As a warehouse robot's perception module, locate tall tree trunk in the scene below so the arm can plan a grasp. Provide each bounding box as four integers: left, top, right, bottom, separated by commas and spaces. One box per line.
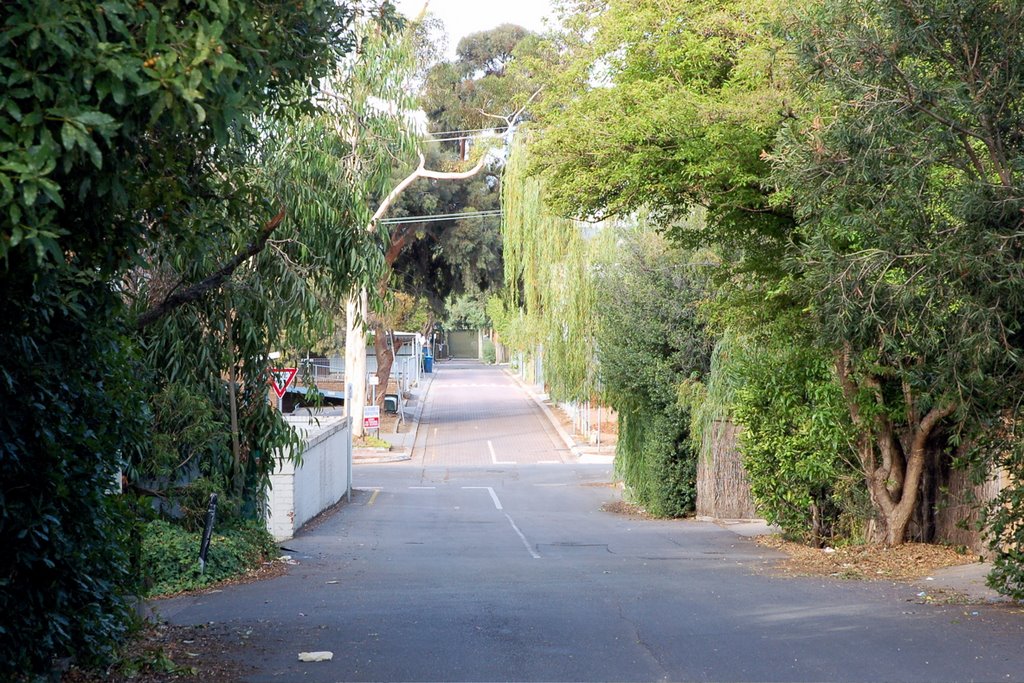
345, 289, 369, 437
371, 321, 406, 409
835, 346, 956, 545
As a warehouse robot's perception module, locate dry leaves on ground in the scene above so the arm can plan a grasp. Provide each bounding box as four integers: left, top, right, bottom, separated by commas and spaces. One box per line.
756, 535, 976, 581
63, 622, 255, 683
601, 499, 660, 519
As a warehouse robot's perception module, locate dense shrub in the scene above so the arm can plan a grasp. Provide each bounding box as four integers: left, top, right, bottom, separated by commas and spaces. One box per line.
141, 519, 277, 597
482, 338, 497, 364
617, 407, 697, 517
978, 419, 1024, 600
0, 275, 148, 676
731, 332, 863, 546
597, 230, 714, 516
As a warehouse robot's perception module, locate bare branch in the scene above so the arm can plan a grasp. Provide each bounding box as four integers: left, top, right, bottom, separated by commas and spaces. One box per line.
366, 153, 487, 232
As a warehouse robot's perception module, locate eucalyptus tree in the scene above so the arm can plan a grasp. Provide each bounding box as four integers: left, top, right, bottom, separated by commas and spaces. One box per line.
383, 22, 541, 317
773, 0, 1024, 554
421, 23, 538, 158
0, 0, 376, 673
131, 16, 418, 503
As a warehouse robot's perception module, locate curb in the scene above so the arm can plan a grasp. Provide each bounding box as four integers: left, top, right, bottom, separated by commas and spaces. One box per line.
353, 451, 412, 464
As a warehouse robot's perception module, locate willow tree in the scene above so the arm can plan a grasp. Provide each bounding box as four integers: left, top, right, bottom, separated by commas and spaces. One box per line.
500, 133, 598, 403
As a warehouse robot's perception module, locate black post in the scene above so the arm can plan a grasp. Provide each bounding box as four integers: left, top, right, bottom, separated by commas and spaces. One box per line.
198, 493, 218, 574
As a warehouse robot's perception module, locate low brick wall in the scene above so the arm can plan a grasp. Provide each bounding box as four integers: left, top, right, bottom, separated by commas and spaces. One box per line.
266, 416, 352, 542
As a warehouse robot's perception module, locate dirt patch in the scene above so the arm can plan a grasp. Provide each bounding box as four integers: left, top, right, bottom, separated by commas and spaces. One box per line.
756, 536, 976, 581
63, 622, 255, 683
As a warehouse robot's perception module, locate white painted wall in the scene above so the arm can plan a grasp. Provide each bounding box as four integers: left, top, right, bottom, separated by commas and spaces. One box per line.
266, 416, 352, 542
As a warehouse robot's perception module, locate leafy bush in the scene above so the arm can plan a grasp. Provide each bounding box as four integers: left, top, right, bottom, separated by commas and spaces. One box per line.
596, 230, 714, 516
141, 519, 277, 597
0, 274, 149, 678
731, 332, 863, 546
978, 420, 1024, 600
482, 338, 497, 364
617, 407, 697, 517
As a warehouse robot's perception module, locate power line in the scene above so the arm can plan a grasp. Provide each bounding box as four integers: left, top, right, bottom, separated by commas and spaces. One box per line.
377, 210, 502, 225
422, 133, 505, 143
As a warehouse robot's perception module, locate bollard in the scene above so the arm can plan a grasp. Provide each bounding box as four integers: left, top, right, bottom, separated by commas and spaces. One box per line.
198, 493, 218, 574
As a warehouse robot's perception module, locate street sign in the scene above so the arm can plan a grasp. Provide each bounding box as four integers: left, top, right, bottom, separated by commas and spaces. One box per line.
363, 405, 380, 430
268, 367, 298, 398
368, 375, 380, 386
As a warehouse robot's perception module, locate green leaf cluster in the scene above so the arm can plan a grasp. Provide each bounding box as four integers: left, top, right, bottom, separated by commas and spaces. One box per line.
730, 325, 863, 545
1, 0, 405, 674
595, 228, 715, 516
524, 0, 796, 280
0, 269, 148, 676
140, 519, 276, 597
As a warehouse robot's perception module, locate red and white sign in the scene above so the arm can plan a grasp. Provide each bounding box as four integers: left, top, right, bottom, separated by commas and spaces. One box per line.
363, 406, 380, 430
268, 367, 298, 398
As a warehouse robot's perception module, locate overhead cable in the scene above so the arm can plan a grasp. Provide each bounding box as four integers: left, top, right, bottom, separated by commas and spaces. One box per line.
377, 210, 502, 225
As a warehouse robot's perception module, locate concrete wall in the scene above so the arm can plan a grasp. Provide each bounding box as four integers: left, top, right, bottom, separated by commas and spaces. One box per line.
448, 329, 480, 358
267, 416, 352, 542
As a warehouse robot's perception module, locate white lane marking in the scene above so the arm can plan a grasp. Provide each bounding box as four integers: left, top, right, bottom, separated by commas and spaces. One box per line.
488, 440, 515, 465
505, 513, 541, 559
462, 486, 503, 510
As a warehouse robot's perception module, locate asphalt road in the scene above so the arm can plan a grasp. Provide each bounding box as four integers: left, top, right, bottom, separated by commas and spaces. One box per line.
157, 362, 1024, 682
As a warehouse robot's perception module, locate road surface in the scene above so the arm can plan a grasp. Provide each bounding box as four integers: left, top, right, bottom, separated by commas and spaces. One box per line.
158, 361, 1024, 682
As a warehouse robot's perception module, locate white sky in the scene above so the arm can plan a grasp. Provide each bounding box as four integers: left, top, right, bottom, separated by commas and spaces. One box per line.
394, 0, 557, 58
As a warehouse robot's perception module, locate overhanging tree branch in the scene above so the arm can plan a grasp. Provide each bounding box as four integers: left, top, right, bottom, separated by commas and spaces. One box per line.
136, 207, 288, 330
